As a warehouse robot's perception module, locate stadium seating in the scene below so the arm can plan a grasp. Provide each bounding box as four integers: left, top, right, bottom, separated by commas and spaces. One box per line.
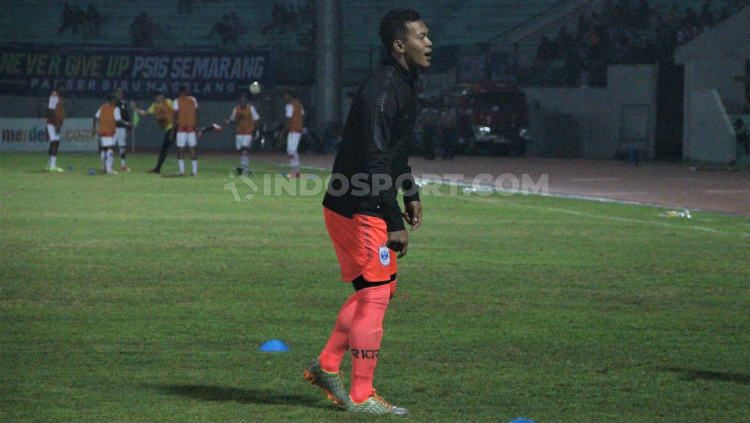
0, 1, 733, 47
340, 0, 562, 82
3, 0, 736, 86
0, 0, 277, 48
1, 0, 565, 81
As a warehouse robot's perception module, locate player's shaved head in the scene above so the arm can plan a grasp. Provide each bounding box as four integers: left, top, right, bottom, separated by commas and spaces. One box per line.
379, 8, 422, 53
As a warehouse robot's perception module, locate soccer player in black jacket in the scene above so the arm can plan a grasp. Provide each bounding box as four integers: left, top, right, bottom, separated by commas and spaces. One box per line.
113, 88, 132, 172
304, 8, 431, 416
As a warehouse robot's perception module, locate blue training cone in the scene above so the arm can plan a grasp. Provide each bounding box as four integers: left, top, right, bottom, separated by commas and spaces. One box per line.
259, 339, 290, 353
509, 418, 536, 423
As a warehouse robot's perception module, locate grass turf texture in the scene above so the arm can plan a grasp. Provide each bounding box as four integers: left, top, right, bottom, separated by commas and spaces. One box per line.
1, 153, 748, 422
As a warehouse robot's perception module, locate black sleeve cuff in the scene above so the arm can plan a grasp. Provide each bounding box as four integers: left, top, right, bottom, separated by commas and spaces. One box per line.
403, 189, 420, 205
400, 174, 420, 204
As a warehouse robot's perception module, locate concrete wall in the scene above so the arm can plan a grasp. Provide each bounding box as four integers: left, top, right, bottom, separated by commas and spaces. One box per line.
683, 89, 736, 162
675, 7, 749, 163
524, 64, 658, 159
675, 7, 750, 113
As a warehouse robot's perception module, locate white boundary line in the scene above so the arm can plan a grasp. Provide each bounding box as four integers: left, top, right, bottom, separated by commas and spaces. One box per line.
293, 163, 686, 210
571, 177, 620, 182
287, 162, 750, 238
463, 196, 748, 237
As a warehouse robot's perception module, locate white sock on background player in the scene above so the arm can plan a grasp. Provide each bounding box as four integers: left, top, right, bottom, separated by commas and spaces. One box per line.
105, 150, 113, 173
178, 159, 185, 175
49, 156, 57, 168
191, 160, 198, 175
290, 153, 300, 173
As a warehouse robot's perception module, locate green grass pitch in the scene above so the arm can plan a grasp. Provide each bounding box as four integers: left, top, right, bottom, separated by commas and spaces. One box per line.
1, 153, 748, 422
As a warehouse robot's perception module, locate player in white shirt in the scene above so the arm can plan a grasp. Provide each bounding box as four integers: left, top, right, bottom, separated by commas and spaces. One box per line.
284, 90, 305, 178
46, 82, 66, 172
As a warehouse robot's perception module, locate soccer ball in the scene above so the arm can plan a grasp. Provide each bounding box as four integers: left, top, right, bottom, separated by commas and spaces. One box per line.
249, 81, 262, 95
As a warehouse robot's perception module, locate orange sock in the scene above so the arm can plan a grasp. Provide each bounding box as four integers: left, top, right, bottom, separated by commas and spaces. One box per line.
319, 292, 358, 373
348, 284, 391, 403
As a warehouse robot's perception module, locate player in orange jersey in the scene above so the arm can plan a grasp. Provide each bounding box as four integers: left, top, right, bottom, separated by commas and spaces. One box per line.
92, 94, 131, 174
173, 85, 200, 176
226, 92, 261, 175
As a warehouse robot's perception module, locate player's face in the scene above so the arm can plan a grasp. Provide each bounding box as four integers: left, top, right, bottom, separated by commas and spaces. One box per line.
114, 89, 123, 100
154, 94, 164, 103
239, 95, 247, 106
402, 20, 432, 69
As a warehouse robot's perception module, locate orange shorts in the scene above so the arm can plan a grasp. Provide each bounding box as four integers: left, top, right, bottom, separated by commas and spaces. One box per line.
324, 207, 397, 284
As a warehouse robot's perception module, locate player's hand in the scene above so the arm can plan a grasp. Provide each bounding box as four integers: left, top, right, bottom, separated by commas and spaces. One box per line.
387, 229, 409, 258
402, 200, 422, 231
197, 130, 203, 140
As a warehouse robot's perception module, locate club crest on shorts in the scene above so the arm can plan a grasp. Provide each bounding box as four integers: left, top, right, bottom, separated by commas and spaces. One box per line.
378, 246, 390, 266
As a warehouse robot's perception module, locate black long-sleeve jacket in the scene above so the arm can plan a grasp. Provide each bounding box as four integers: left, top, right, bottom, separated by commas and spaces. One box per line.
323, 57, 421, 232
116, 100, 131, 127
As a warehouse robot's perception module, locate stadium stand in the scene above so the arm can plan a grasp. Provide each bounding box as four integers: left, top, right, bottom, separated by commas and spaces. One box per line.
0, 1, 277, 49
0, 0, 570, 85
341, 0, 562, 72
494, 0, 748, 87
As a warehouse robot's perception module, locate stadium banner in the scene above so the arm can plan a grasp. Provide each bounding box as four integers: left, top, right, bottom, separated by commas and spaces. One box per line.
0, 118, 98, 152
0, 45, 271, 100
